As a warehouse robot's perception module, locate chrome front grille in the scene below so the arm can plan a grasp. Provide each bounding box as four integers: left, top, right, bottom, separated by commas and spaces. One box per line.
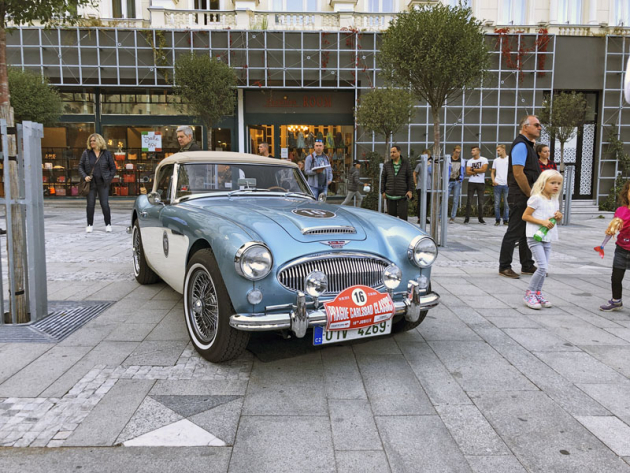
301, 226, 356, 235
278, 253, 389, 294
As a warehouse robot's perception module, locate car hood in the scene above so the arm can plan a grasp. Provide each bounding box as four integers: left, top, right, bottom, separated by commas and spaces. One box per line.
186, 197, 368, 243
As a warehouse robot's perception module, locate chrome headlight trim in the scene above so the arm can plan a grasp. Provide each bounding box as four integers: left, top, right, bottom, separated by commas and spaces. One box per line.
234, 242, 273, 281
408, 235, 438, 268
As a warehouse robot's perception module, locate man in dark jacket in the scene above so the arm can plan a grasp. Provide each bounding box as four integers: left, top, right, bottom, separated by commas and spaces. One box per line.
341, 160, 363, 206
177, 126, 201, 152
498, 115, 542, 278
381, 145, 414, 220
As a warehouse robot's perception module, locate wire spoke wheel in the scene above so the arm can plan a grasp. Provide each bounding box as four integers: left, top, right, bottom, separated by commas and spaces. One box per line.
188, 268, 219, 344
132, 225, 141, 275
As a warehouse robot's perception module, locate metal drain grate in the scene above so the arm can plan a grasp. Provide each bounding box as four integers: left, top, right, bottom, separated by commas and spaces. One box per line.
0, 301, 113, 343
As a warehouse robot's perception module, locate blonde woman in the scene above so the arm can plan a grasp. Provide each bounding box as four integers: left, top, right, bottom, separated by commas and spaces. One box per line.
79, 133, 116, 233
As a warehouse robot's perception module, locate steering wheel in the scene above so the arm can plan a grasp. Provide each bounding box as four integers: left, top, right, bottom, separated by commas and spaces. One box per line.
268, 186, 287, 192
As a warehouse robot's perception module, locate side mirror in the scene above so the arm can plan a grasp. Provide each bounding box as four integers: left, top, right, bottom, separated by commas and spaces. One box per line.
148, 192, 162, 205
318, 193, 327, 203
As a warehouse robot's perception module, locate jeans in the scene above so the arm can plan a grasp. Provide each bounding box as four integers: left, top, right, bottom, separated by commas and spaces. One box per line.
527, 238, 551, 292
386, 198, 408, 220
86, 180, 111, 226
310, 185, 327, 199
493, 185, 509, 222
499, 199, 535, 271
447, 180, 462, 219
465, 182, 485, 219
341, 191, 363, 207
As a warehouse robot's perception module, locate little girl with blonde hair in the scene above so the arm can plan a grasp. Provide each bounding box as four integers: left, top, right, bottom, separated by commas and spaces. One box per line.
521, 170, 564, 309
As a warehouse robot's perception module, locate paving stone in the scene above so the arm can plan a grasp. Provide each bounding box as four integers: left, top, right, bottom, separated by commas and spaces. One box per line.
0, 344, 53, 385
123, 419, 225, 447
398, 342, 471, 406
329, 399, 382, 451
0, 446, 232, 472
123, 340, 188, 366
149, 379, 248, 396
243, 354, 327, 416
116, 396, 183, 444
335, 451, 391, 473
229, 416, 334, 473
321, 346, 367, 400
471, 390, 630, 472
188, 397, 243, 446
576, 416, 630, 456
428, 341, 538, 392
416, 309, 482, 342
105, 323, 157, 342
145, 310, 190, 341
503, 328, 581, 352
351, 337, 401, 355
435, 404, 510, 455
151, 394, 242, 418
534, 351, 630, 385
581, 345, 630, 378
376, 415, 471, 472
65, 379, 154, 446
530, 314, 630, 347
465, 455, 527, 472
577, 384, 630, 425
0, 346, 92, 398
486, 316, 541, 329
356, 355, 435, 416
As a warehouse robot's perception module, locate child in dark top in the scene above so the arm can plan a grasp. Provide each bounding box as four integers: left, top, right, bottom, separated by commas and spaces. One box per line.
600, 180, 630, 311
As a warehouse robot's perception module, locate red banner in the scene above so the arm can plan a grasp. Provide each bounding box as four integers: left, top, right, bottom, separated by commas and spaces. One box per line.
324, 285, 395, 331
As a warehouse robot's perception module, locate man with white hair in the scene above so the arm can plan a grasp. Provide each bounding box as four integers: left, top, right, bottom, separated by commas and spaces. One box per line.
177, 126, 200, 152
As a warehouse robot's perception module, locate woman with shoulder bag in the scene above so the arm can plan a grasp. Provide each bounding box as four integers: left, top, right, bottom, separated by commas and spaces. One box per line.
79, 133, 116, 233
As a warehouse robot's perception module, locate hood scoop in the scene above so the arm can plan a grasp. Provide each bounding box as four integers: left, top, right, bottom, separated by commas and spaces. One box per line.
301, 225, 357, 235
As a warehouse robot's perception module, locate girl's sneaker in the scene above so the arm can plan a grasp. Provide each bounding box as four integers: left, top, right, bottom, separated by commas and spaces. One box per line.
600, 299, 623, 312
536, 291, 552, 308
524, 290, 542, 310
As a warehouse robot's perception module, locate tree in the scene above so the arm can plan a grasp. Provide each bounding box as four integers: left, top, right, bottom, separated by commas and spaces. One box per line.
8, 68, 61, 125
355, 87, 415, 157
172, 54, 237, 150
378, 3, 490, 240
0, 0, 94, 323
539, 91, 589, 173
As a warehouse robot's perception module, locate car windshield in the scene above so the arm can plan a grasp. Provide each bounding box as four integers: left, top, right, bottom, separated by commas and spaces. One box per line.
175, 163, 312, 200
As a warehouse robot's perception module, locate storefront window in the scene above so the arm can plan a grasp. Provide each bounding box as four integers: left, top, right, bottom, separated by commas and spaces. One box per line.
100, 90, 190, 115
40, 123, 95, 197
60, 92, 95, 114
250, 124, 353, 196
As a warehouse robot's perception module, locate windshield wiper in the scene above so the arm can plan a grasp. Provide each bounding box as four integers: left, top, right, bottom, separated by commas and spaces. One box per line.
283, 192, 314, 199
227, 188, 273, 197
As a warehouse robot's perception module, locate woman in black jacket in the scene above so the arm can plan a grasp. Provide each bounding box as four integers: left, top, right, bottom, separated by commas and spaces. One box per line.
79, 133, 116, 233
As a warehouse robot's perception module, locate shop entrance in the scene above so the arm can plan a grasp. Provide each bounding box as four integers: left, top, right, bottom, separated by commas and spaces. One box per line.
248, 124, 353, 196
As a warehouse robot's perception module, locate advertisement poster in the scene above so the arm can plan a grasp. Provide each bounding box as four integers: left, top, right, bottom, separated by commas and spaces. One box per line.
141, 132, 162, 152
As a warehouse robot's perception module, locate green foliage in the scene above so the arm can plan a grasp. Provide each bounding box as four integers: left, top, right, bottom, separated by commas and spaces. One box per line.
606, 125, 630, 176
378, 4, 490, 111
539, 92, 589, 163
600, 174, 627, 212
0, 0, 96, 29
8, 68, 60, 125
355, 88, 414, 154
360, 151, 383, 211
173, 54, 237, 146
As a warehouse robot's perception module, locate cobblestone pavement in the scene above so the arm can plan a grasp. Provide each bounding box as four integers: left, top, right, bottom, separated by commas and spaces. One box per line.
1, 201, 630, 472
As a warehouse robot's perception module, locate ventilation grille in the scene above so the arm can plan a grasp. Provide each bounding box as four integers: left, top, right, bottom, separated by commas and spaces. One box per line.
301, 226, 357, 235
278, 255, 388, 294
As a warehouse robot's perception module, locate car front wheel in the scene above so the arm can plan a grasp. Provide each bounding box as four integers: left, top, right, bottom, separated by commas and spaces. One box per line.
184, 249, 250, 362
132, 221, 161, 285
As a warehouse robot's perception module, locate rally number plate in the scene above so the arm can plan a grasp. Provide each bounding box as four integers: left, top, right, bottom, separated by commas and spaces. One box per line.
313, 319, 392, 346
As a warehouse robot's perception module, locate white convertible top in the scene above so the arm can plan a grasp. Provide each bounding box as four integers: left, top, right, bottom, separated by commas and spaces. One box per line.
156, 151, 298, 172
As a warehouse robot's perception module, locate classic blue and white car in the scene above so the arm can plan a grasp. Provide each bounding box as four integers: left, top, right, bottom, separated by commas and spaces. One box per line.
130, 152, 439, 362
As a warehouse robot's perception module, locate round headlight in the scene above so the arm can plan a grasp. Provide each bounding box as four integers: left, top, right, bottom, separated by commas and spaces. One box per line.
305, 270, 328, 298
235, 243, 273, 280
408, 236, 438, 268
383, 264, 402, 290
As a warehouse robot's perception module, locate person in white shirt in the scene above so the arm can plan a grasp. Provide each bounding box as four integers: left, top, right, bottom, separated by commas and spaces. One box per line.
464, 146, 489, 224
491, 144, 510, 226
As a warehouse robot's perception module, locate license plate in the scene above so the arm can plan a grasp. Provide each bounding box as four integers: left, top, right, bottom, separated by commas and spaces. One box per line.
313, 319, 392, 346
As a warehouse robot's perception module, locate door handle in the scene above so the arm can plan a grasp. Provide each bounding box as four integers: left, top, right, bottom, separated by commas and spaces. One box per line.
140, 211, 148, 218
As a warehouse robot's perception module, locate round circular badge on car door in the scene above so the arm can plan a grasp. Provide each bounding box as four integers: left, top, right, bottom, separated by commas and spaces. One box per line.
292, 209, 336, 218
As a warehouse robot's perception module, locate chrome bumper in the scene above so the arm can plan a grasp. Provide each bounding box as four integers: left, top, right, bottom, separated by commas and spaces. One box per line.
229, 283, 440, 338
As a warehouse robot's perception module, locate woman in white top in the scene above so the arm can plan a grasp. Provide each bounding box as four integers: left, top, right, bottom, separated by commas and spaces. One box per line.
521, 170, 564, 310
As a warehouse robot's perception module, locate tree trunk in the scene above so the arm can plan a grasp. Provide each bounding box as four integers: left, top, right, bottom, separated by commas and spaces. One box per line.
0, 26, 28, 323
206, 125, 212, 151
430, 107, 441, 241
559, 141, 565, 215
